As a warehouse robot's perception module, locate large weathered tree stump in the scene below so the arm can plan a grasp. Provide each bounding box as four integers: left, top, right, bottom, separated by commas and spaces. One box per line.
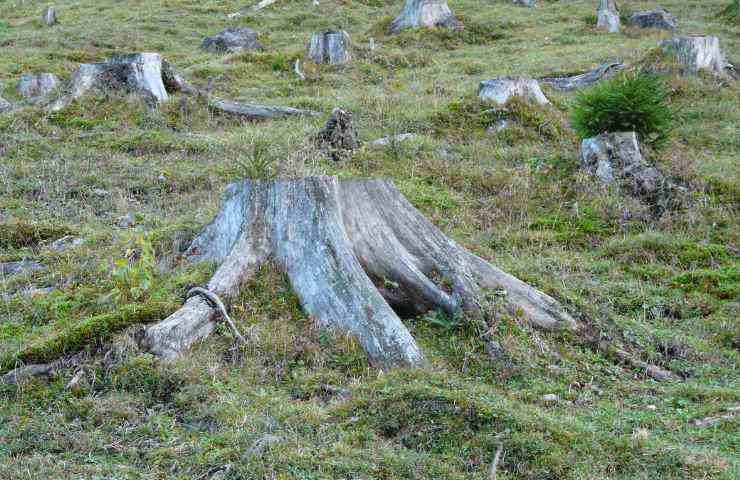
597, 0, 620, 33
307, 30, 352, 65
389, 0, 461, 34
658, 36, 728, 76
47, 53, 191, 112
41, 6, 58, 26
141, 177, 576, 369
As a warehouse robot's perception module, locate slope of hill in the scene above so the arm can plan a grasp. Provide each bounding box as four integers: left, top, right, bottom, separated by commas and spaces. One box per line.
0, 0, 738, 478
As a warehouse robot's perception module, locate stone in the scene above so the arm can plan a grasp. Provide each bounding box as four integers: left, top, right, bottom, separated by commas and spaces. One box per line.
1, 260, 47, 277
597, 0, 620, 33
0, 364, 53, 384
41, 6, 58, 26
478, 76, 550, 106
242, 434, 281, 459
541, 394, 559, 405
512, 0, 536, 6
17, 73, 59, 99
659, 36, 728, 76
211, 100, 319, 120
372, 133, 417, 146
0, 96, 11, 113
580, 132, 680, 212
630, 6, 676, 30
47, 235, 84, 252
92, 188, 110, 196
317, 107, 359, 161
117, 212, 136, 228
307, 30, 352, 65
201, 27, 262, 54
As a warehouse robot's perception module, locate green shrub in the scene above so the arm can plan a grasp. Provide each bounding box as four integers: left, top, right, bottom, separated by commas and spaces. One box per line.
719, 0, 739, 25
570, 71, 672, 147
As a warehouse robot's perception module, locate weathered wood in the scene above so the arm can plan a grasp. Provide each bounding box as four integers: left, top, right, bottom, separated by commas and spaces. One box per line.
478, 76, 550, 106
307, 30, 352, 65
389, 0, 461, 34
539, 62, 625, 92
0, 96, 11, 114
211, 100, 319, 120
202, 27, 262, 54
142, 177, 576, 369
659, 36, 728, 76
597, 0, 620, 33
317, 107, 359, 160
17, 73, 59, 99
41, 6, 58, 26
46, 53, 187, 111
581, 132, 682, 213
630, 6, 676, 30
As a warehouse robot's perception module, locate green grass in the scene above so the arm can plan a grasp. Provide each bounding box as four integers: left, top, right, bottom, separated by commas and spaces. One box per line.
0, 0, 738, 478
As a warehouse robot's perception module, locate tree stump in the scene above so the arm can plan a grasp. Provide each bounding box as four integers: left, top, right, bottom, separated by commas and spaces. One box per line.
317, 108, 359, 161
389, 0, 461, 34
201, 27, 263, 54
581, 132, 681, 214
478, 77, 550, 106
41, 6, 58, 26
141, 177, 576, 368
539, 62, 625, 92
307, 30, 352, 65
597, 0, 620, 33
17, 73, 59, 99
0, 96, 11, 114
47, 53, 190, 111
630, 6, 676, 30
659, 36, 728, 76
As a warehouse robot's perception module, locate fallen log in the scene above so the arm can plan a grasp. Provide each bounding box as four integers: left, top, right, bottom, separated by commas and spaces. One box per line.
141, 177, 577, 369
539, 62, 625, 92
210, 100, 319, 120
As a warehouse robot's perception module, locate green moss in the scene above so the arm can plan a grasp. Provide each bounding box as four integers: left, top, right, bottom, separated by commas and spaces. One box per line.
0, 221, 73, 249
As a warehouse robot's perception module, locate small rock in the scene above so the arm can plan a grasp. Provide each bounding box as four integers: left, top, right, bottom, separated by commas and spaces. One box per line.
484, 340, 506, 360
1, 364, 53, 385
512, 0, 536, 6
485, 119, 509, 134
0, 96, 12, 113
1, 260, 47, 277
478, 76, 550, 106
19, 286, 54, 298
91, 188, 110, 196
242, 434, 281, 460
47, 235, 84, 252
631, 428, 651, 443
201, 27, 262, 54
17, 73, 59, 99
117, 213, 136, 228
646, 404, 657, 411
372, 133, 417, 146
630, 7, 676, 30
41, 6, 58, 26
541, 394, 559, 405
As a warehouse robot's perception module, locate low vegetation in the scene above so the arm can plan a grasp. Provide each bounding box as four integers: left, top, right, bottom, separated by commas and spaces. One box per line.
0, 0, 738, 479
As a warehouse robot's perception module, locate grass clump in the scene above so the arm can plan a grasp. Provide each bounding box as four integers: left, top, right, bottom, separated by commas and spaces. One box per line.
570, 70, 673, 147
0, 221, 73, 249
718, 0, 740, 24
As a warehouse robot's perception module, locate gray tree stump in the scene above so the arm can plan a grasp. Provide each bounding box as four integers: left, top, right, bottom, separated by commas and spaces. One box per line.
141, 177, 576, 368
659, 36, 728, 76
17, 73, 59, 99
47, 53, 191, 111
539, 62, 625, 92
41, 6, 58, 26
317, 108, 359, 161
478, 76, 550, 106
389, 0, 461, 34
307, 30, 352, 65
597, 0, 620, 33
201, 27, 263, 54
211, 100, 319, 120
581, 132, 681, 213
630, 6, 676, 30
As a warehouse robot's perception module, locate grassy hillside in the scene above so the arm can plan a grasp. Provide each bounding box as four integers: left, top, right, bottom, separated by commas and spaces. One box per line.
1, 0, 738, 478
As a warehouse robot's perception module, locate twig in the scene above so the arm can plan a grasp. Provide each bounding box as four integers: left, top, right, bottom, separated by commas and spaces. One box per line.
187, 288, 247, 345
294, 59, 306, 80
